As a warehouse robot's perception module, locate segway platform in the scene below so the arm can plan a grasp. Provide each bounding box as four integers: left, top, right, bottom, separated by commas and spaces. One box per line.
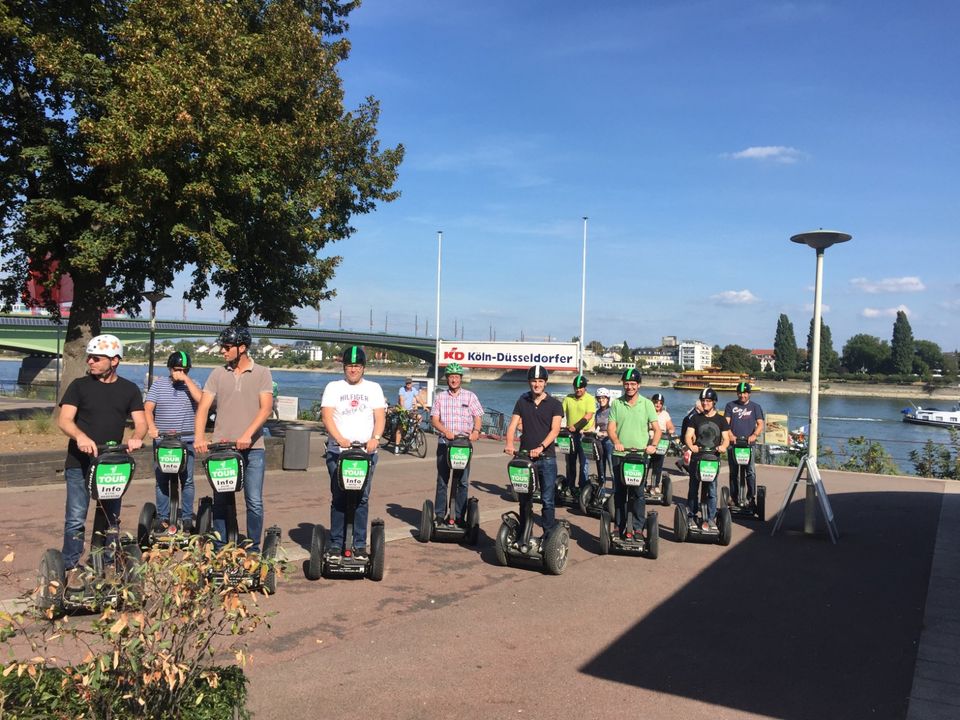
419, 438, 480, 544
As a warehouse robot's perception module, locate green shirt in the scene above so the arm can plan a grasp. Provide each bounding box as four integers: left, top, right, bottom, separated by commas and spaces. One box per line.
608, 395, 658, 452
562, 392, 596, 432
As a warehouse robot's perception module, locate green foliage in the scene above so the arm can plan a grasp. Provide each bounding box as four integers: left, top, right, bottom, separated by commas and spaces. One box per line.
773, 313, 798, 373
620, 341, 631, 363
943, 352, 959, 379
717, 344, 760, 374
586, 340, 605, 355
806, 318, 840, 374
890, 311, 914, 375
0, 535, 278, 718
831, 436, 901, 475
841, 333, 890, 374
910, 429, 960, 479
914, 340, 943, 374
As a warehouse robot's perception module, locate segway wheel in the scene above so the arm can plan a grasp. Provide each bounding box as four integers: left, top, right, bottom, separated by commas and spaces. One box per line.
466, 499, 480, 545
579, 484, 592, 515
119, 540, 143, 602
718, 508, 732, 546
37, 549, 65, 611
605, 493, 615, 519
674, 504, 688, 543
756, 486, 767, 520
721, 486, 731, 508
598, 512, 611, 555
196, 498, 213, 538
661, 476, 672, 507
418, 499, 434, 543
369, 523, 385, 582
261, 531, 280, 595
306, 525, 325, 581
137, 503, 157, 550
542, 524, 569, 576
412, 428, 427, 459
645, 511, 659, 560
494, 522, 512, 567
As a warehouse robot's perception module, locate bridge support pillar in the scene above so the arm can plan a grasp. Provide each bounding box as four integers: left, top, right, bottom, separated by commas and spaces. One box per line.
17, 356, 59, 386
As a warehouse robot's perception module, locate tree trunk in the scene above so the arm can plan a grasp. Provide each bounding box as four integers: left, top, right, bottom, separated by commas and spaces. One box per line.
57, 275, 105, 404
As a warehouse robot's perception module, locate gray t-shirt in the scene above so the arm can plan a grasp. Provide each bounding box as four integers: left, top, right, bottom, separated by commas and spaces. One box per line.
204, 360, 273, 449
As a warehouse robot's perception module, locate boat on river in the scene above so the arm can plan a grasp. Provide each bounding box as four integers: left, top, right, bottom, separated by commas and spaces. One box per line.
901, 404, 960, 429
673, 367, 756, 392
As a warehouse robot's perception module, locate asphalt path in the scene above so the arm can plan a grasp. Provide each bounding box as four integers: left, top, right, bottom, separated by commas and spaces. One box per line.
0, 435, 946, 719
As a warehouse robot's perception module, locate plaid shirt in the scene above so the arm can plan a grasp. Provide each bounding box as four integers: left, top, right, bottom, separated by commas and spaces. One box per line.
430, 387, 483, 443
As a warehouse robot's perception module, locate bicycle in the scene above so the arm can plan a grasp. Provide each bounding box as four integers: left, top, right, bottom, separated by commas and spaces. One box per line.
396, 410, 427, 458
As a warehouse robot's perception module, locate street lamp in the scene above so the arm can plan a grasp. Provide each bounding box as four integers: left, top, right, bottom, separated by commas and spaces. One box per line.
434, 230, 443, 389
142, 289, 169, 390
579, 217, 588, 373
771, 229, 850, 543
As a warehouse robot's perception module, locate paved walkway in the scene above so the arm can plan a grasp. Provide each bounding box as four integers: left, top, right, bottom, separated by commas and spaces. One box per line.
0, 436, 955, 719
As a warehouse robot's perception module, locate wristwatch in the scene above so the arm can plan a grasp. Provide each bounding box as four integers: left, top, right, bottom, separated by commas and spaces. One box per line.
374, 434, 382, 441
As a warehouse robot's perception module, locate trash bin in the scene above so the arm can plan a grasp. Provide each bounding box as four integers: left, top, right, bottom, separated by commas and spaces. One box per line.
283, 426, 311, 471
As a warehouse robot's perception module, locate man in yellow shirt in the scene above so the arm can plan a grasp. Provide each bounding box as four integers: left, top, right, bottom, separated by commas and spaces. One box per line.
561, 374, 595, 496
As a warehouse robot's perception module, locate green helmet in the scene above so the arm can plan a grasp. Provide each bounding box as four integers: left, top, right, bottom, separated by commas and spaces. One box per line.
445, 362, 464, 376
621, 368, 641, 383
573, 374, 588, 389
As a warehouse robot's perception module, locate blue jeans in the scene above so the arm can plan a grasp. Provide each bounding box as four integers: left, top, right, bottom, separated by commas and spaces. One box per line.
597, 436, 613, 486
533, 455, 558, 533
727, 446, 757, 502
212, 448, 264, 552
154, 440, 195, 523
687, 456, 718, 522
564, 431, 590, 489
648, 452, 665, 488
435, 444, 469, 521
612, 455, 646, 535
62, 466, 122, 570
326, 450, 378, 550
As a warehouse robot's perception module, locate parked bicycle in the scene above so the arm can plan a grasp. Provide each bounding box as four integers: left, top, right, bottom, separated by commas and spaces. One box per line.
383, 406, 427, 458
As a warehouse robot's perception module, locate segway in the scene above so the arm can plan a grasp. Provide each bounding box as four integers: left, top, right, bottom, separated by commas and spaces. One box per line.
721, 436, 766, 521
137, 432, 190, 549
555, 428, 583, 506
673, 446, 732, 546
306, 442, 385, 581
196, 442, 282, 594
644, 437, 673, 507
495, 452, 570, 575
418, 436, 480, 544
37, 443, 142, 614
577, 433, 614, 517
599, 450, 659, 559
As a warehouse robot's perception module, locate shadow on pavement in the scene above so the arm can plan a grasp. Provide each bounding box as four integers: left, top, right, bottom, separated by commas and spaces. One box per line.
580, 489, 941, 720
385, 502, 421, 528
471, 480, 513, 500
287, 522, 314, 552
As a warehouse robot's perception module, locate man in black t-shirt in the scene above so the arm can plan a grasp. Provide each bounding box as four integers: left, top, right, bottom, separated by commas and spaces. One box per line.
683, 388, 730, 530
58, 334, 146, 589
504, 365, 563, 536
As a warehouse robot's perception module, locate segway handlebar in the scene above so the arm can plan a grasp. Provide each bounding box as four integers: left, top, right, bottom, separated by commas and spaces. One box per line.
206, 441, 238, 453
95, 442, 132, 454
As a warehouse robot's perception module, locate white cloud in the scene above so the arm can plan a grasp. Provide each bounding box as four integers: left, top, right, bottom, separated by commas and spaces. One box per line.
726, 146, 804, 164
939, 299, 960, 310
850, 276, 926, 294
711, 289, 759, 305
861, 304, 911, 319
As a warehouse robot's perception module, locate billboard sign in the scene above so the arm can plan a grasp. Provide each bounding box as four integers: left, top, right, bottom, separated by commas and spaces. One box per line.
438, 341, 579, 372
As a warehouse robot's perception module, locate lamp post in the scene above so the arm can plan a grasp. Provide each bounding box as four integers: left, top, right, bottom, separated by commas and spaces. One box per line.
142, 289, 169, 390
434, 230, 443, 389
771, 230, 850, 543
579, 217, 588, 373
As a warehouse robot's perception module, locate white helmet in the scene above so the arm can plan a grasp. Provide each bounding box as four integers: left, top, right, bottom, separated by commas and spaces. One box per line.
596, 387, 610, 398
86, 334, 124, 359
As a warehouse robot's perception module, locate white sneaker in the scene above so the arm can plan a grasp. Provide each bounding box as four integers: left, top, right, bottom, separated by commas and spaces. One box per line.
394, 447, 400, 455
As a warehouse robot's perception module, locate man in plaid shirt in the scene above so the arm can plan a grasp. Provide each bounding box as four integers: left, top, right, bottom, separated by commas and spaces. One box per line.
430, 363, 484, 525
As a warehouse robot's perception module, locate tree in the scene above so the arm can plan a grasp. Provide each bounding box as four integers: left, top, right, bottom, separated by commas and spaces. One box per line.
773, 314, 798, 373
717, 344, 760, 374
620, 341, 632, 363
586, 340, 605, 355
890, 311, 914, 375
1, 0, 403, 397
841, 334, 890, 374
807, 318, 840, 373
914, 340, 943, 374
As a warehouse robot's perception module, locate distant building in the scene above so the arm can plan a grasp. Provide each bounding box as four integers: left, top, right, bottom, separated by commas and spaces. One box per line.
752, 349, 775, 372
678, 341, 712, 370
661, 336, 678, 347
635, 346, 676, 367
309, 346, 324, 362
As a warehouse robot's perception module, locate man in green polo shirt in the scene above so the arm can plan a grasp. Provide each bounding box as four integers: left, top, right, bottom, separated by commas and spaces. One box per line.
606, 368, 661, 539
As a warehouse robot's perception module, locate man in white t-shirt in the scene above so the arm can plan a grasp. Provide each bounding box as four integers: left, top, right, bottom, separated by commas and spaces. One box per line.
320, 346, 386, 560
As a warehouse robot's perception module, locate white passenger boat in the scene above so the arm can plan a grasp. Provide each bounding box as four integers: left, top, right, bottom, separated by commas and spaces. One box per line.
901, 404, 960, 429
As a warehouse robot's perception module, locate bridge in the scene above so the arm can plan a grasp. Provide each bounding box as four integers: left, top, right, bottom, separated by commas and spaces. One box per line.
0, 315, 437, 363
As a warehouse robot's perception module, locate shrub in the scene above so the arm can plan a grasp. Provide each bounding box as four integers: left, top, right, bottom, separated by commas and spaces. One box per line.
910, 429, 959, 479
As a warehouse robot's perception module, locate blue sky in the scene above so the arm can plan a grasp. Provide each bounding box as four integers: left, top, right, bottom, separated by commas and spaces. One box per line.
164, 0, 959, 352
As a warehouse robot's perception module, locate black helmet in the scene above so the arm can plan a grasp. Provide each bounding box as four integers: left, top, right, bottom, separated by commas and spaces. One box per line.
621, 368, 641, 383
527, 364, 549, 381
218, 326, 252, 348
699, 387, 718, 402
651, 393, 665, 405
342, 345, 366, 366
737, 381, 752, 394
573, 374, 588, 389
167, 351, 192, 371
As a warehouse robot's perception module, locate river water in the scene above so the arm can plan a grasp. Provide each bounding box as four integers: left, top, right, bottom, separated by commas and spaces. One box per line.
1, 358, 955, 474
